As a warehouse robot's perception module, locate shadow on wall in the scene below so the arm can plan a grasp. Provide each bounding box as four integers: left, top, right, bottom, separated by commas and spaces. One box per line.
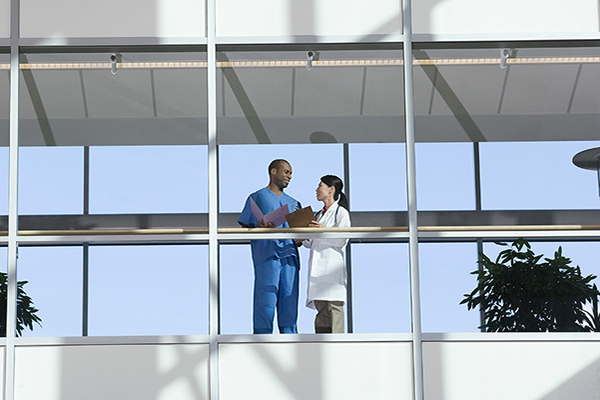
220, 341, 324, 400
55, 343, 210, 400
540, 357, 600, 400
288, 0, 401, 41
412, 0, 446, 34
424, 342, 600, 400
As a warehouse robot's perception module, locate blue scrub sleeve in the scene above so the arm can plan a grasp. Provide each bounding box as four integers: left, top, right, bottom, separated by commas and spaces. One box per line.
238, 196, 258, 227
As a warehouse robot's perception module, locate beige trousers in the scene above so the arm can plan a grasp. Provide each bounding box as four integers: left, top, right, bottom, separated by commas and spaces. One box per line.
314, 300, 344, 333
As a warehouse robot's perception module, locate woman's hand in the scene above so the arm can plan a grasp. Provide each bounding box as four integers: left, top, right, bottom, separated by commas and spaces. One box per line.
308, 220, 323, 228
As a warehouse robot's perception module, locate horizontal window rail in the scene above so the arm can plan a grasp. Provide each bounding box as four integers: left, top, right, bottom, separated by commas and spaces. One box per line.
0, 224, 598, 236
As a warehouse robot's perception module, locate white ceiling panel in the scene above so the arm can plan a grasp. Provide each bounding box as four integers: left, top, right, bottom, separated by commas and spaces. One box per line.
294, 66, 364, 117
83, 69, 154, 118
501, 64, 580, 114
19, 70, 86, 119
221, 67, 293, 117
569, 64, 600, 114
430, 65, 505, 116
362, 66, 404, 116
0, 69, 8, 120
154, 68, 207, 118
413, 66, 436, 116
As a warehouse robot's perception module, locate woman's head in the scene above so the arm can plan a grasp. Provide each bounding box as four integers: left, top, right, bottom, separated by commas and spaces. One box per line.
318, 175, 348, 209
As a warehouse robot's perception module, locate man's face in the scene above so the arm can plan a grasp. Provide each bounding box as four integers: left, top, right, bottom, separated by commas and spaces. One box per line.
271, 162, 292, 189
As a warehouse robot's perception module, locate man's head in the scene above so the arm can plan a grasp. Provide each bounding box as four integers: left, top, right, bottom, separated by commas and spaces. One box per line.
268, 159, 292, 191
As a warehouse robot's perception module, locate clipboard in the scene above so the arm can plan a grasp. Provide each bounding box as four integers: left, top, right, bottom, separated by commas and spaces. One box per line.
285, 205, 315, 227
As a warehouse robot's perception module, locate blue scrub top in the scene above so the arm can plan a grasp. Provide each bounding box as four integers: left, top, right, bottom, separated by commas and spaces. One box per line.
238, 187, 301, 265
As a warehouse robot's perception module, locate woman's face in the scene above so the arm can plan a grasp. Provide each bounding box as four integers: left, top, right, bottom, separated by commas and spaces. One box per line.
315, 181, 334, 202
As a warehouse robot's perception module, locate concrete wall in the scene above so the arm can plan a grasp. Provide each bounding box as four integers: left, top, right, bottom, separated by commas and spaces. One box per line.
19, 0, 205, 39
4, 0, 598, 40
413, 0, 599, 35
14, 344, 210, 400
8, 337, 600, 400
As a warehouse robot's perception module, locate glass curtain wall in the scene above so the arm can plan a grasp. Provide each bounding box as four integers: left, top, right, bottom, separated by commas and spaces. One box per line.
414, 45, 600, 333
8, 43, 600, 338
217, 48, 410, 334
16, 50, 210, 337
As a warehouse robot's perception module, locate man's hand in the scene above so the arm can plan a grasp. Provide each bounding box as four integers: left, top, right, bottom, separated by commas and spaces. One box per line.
258, 219, 275, 228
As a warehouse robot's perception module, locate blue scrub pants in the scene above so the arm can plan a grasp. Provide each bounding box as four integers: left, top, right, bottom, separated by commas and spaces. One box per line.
253, 256, 299, 334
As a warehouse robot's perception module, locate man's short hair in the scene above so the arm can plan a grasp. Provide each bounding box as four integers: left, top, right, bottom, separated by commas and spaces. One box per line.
268, 159, 289, 174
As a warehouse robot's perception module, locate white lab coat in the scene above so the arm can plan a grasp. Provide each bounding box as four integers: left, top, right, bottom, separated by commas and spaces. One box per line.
303, 202, 351, 309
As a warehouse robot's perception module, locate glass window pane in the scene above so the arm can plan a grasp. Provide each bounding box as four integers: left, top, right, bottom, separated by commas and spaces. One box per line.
19, 50, 208, 228
89, 245, 208, 336
90, 145, 208, 214
481, 141, 600, 210
419, 242, 480, 332
416, 142, 475, 211
18, 246, 83, 337
220, 245, 253, 334
481, 239, 600, 332
19, 147, 83, 215
351, 243, 410, 333
349, 143, 407, 212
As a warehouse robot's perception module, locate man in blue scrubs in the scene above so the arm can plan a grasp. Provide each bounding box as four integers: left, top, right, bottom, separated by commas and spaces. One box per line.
239, 159, 301, 334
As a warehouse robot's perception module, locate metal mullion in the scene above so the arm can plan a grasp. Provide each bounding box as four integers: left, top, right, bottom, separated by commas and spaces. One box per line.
343, 143, 354, 333
403, 0, 424, 399
473, 142, 485, 331
206, 0, 219, 397
82, 243, 89, 337
6, 0, 20, 398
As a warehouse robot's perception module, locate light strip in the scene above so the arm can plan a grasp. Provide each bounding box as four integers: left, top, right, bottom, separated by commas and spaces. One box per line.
3, 56, 600, 70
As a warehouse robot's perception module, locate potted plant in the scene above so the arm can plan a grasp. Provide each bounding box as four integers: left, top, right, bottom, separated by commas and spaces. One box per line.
0, 272, 42, 336
461, 238, 600, 332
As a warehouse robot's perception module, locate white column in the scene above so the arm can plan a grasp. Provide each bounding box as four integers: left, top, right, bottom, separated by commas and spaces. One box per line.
206, 0, 219, 398
402, 0, 424, 398
5, 0, 20, 399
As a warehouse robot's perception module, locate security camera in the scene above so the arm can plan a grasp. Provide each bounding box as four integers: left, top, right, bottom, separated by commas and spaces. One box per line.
110, 53, 119, 75
306, 51, 319, 71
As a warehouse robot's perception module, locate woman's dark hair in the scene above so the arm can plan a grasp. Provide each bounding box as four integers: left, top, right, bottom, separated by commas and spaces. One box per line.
320, 175, 348, 210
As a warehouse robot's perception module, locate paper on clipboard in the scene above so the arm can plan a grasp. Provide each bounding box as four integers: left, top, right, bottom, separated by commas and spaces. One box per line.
250, 197, 288, 227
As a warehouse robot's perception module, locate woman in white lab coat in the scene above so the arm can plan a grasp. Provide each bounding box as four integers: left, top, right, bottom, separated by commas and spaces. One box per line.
303, 175, 351, 333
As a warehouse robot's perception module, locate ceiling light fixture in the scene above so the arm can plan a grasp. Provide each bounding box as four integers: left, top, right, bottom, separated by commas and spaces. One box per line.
573, 147, 600, 197
5, 56, 600, 71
